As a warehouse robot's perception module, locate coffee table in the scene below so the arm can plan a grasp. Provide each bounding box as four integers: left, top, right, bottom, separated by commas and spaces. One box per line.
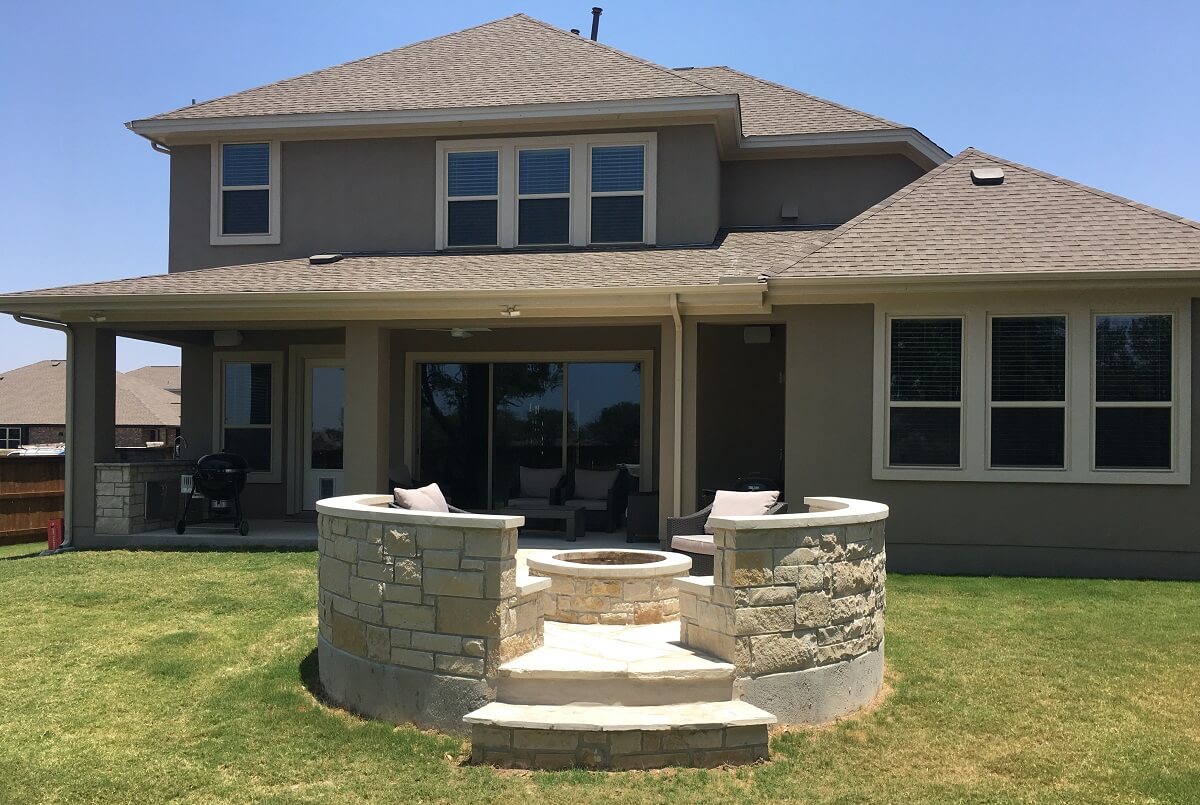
496, 504, 586, 541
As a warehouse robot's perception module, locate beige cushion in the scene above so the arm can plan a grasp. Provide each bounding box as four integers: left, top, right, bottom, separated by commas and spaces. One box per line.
704, 489, 779, 534
519, 466, 563, 499
573, 468, 619, 500
671, 534, 714, 555
393, 483, 449, 513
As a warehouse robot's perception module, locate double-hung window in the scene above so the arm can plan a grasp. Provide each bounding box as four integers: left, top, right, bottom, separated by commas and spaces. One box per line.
214, 353, 282, 482
0, 426, 22, 450
989, 316, 1067, 468
589, 145, 646, 244
517, 148, 571, 246
1094, 314, 1173, 470
446, 150, 499, 247
211, 142, 280, 244
886, 317, 963, 467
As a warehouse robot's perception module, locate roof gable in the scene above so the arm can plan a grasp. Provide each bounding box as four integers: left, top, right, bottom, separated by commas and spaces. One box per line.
775, 148, 1200, 279
151, 15, 718, 121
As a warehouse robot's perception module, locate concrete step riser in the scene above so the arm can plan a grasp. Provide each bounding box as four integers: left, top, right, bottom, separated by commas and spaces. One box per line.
496, 675, 735, 706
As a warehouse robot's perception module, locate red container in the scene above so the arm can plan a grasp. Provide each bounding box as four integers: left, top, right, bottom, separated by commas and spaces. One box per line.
47, 518, 64, 551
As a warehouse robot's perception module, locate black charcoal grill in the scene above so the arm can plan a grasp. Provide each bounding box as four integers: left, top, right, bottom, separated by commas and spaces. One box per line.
175, 452, 251, 536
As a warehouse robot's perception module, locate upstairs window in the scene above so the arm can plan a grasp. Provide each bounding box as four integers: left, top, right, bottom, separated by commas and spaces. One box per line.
1094, 314, 1173, 470
446, 150, 499, 247
989, 316, 1067, 468
887, 317, 963, 468
0, 426, 22, 450
517, 148, 571, 246
589, 145, 645, 243
211, 142, 279, 245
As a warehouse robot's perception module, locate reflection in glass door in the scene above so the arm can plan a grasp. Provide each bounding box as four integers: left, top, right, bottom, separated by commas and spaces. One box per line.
417, 363, 490, 509
492, 363, 564, 505
567, 362, 641, 473
303, 360, 345, 509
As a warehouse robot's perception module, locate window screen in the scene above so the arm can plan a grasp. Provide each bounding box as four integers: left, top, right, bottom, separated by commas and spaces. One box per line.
990, 316, 1066, 468
590, 145, 645, 243
1095, 315, 1172, 469
220, 143, 270, 235
888, 318, 963, 467
518, 148, 570, 245
447, 151, 498, 247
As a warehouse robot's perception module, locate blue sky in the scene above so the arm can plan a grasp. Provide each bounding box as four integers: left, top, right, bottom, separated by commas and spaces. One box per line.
0, 0, 1196, 371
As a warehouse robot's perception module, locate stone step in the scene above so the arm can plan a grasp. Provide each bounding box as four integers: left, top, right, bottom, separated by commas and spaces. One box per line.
465, 700, 776, 770
496, 620, 736, 705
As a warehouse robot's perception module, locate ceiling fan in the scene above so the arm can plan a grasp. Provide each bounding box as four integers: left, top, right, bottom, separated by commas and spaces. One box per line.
415, 327, 492, 339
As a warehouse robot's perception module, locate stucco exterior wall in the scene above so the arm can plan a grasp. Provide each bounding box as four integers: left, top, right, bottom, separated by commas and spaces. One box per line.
720, 154, 925, 228
781, 300, 1200, 579
168, 125, 722, 272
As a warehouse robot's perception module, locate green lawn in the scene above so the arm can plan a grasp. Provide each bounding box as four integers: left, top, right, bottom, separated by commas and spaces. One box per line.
1, 545, 1197, 804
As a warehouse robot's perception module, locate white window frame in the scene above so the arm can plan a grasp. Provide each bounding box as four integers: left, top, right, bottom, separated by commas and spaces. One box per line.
587, 143, 650, 246
210, 141, 281, 246
873, 298, 1190, 484
883, 315, 965, 470
0, 426, 22, 449
212, 351, 284, 484
986, 313, 1069, 471
1091, 311, 1176, 474
442, 147, 501, 248
515, 146, 572, 247
435, 132, 657, 250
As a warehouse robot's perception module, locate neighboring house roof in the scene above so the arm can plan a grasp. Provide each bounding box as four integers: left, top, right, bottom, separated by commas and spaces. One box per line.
0, 360, 181, 427
138, 14, 911, 142
149, 15, 717, 121
773, 148, 1200, 280
124, 365, 181, 395
0, 230, 824, 298
677, 66, 900, 136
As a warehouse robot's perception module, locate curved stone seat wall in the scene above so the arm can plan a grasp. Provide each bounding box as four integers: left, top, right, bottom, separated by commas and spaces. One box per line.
315, 495, 543, 734
675, 496, 887, 724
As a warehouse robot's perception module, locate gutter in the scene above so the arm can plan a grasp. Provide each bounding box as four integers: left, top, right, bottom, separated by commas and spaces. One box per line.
11, 315, 74, 550
668, 294, 683, 521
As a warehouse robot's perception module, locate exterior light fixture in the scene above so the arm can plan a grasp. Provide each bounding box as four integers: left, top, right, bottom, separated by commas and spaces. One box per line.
89, 311, 108, 323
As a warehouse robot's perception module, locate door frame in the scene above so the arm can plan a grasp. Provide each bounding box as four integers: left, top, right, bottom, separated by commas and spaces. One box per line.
287, 344, 345, 514
405, 350, 656, 503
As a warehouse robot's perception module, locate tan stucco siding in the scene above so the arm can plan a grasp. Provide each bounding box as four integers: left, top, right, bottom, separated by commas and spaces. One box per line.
781, 300, 1200, 579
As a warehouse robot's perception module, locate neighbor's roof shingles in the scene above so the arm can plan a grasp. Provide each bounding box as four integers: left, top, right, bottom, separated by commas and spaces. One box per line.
772, 148, 1200, 279
0, 360, 181, 427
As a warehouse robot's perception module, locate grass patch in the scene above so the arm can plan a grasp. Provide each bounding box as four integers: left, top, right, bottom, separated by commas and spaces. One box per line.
0, 549, 1197, 803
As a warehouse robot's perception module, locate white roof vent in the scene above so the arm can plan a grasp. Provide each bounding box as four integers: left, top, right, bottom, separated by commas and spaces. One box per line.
309, 253, 343, 265
971, 166, 1005, 185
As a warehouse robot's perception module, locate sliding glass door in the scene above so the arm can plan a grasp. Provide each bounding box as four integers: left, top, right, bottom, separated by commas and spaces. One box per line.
416, 359, 643, 510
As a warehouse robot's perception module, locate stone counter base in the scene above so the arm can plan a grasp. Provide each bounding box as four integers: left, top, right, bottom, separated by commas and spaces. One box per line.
470, 724, 769, 770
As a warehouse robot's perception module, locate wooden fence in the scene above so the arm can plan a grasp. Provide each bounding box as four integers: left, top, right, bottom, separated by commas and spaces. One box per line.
0, 457, 64, 545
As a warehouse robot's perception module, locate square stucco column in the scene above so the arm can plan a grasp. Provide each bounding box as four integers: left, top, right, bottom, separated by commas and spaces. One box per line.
179, 342, 214, 460
343, 324, 391, 494
658, 317, 680, 537
68, 325, 116, 545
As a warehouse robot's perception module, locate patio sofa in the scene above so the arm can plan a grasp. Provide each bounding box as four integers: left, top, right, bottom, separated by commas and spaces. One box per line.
564, 466, 630, 532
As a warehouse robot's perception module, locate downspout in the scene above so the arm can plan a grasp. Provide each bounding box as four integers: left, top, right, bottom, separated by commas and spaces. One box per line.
668, 294, 682, 519
11, 314, 74, 549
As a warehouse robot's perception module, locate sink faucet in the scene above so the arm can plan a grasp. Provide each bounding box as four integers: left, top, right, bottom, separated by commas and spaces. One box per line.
173, 435, 188, 459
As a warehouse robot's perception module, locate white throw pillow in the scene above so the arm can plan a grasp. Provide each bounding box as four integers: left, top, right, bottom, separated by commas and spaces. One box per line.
393, 483, 449, 513
573, 468, 619, 500
704, 489, 779, 535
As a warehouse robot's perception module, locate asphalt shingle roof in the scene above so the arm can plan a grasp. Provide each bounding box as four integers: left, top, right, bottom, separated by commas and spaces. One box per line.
772, 148, 1200, 279
0, 361, 181, 426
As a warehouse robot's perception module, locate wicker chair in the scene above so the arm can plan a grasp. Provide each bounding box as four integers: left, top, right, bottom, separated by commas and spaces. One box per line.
668, 500, 788, 575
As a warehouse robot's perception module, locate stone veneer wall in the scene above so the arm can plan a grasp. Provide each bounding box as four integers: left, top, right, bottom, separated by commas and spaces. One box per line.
94, 460, 190, 535
677, 497, 887, 724
315, 495, 542, 732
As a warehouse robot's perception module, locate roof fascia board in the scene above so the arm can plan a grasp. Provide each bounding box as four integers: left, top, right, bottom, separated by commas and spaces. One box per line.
128, 95, 740, 140
765, 271, 1200, 298
737, 128, 950, 167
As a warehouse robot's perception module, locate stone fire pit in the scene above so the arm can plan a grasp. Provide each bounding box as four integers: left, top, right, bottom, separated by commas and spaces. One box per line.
527, 549, 691, 625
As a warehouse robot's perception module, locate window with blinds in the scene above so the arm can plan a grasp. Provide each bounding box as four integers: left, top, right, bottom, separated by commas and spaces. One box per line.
590, 144, 645, 243
220, 143, 271, 235
517, 148, 570, 246
222, 361, 274, 473
887, 317, 963, 467
446, 151, 499, 247
1094, 314, 1173, 469
989, 316, 1067, 468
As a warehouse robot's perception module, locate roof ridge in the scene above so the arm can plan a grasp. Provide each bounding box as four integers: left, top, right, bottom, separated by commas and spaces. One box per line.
680, 65, 903, 129
769, 149, 975, 275
147, 14, 531, 120
965, 147, 1200, 234
516, 15, 723, 96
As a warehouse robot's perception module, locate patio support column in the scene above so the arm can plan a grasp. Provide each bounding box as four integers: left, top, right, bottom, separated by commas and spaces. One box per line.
343, 324, 391, 495
658, 310, 681, 538
67, 325, 116, 546
179, 342, 213, 458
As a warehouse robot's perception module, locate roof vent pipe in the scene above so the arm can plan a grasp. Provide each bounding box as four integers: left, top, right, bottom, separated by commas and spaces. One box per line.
570, 28, 580, 35
590, 7, 602, 40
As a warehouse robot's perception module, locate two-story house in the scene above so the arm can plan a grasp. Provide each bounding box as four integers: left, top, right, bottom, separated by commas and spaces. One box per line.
3, 14, 1198, 578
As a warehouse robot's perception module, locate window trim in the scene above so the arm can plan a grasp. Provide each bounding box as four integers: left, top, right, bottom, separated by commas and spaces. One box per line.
884, 314, 965, 469
212, 351, 284, 483
1091, 311, 1176, 473
209, 141, 282, 246
434, 132, 657, 250
872, 299, 1190, 485
986, 313, 1070, 471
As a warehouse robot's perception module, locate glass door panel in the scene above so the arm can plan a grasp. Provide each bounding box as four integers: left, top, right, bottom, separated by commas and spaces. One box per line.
303, 360, 344, 509
418, 363, 490, 509
567, 362, 641, 478
492, 363, 564, 506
